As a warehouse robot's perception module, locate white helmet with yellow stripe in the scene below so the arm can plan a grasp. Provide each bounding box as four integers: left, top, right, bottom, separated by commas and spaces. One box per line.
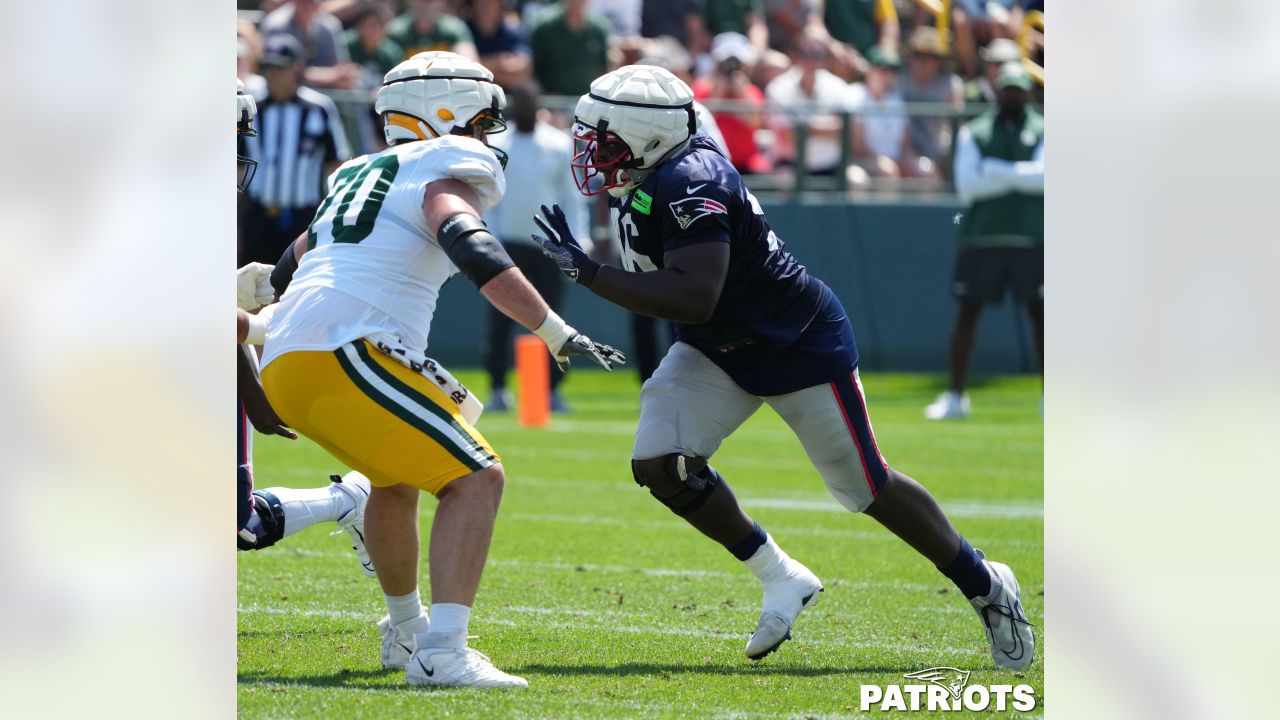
374, 52, 508, 164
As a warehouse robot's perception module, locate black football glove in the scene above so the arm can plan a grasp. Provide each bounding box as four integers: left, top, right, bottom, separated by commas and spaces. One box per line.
551, 333, 627, 372
533, 203, 600, 286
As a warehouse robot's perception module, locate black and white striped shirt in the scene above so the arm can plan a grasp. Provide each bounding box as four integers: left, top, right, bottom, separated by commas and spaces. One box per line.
243, 86, 351, 210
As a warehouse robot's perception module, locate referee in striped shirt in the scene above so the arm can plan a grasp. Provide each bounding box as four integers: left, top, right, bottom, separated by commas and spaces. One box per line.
239, 34, 351, 266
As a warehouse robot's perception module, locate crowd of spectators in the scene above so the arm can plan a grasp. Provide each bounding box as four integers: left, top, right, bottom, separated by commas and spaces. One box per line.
237, 0, 1044, 190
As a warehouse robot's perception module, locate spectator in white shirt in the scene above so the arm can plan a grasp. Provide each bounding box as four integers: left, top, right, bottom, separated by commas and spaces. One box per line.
765, 32, 854, 177
481, 81, 590, 412
849, 45, 911, 178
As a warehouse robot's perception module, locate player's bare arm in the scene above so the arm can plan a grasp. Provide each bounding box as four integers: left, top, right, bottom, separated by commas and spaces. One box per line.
237, 343, 296, 439
424, 178, 546, 328
591, 243, 729, 324
427, 180, 625, 371
536, 202, 729, 324
237, 308, 250, 344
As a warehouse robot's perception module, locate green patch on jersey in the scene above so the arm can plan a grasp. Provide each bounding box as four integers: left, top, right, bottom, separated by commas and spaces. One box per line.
631, 189, 652, 215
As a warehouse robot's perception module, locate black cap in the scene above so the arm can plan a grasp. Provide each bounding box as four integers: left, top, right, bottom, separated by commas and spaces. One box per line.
259, 34, 304, 68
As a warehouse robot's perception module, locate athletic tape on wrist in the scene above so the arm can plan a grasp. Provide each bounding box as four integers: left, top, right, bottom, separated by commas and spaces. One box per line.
533, 310, 574, 352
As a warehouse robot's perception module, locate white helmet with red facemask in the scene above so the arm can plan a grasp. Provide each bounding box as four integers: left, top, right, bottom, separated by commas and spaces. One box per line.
572, 65, 699, 198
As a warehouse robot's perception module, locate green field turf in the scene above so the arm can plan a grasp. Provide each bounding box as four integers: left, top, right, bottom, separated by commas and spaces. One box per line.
238, 370, 1043, 719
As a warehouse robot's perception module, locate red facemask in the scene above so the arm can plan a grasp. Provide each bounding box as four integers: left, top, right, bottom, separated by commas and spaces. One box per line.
570, 124, 638, 196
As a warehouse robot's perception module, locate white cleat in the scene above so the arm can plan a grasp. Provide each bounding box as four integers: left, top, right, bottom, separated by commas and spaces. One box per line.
971, 552, 1035, 670
925, 391, 970, 420
378, 612, 429, 669
745, 560, 824, 660
331, 472, 375, 577
405, 645, 528, 689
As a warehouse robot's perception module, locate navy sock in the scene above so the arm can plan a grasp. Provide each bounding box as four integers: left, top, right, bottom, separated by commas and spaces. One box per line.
938, 537, 992, 600
727, 522, 768, 561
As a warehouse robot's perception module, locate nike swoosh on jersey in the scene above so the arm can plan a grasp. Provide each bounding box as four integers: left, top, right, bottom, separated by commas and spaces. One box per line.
686, 183, 706, 193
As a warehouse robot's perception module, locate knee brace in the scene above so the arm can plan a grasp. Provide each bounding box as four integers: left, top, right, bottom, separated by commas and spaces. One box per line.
632, 455, 723, 516
237, 490, 286, 551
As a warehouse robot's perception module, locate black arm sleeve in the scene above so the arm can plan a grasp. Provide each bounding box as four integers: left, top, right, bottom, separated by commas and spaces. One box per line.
269, 243, 299, 297
436, 212, 515, 289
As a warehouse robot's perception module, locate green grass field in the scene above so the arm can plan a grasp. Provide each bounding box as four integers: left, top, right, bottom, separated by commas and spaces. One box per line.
238, 371, 1043, 719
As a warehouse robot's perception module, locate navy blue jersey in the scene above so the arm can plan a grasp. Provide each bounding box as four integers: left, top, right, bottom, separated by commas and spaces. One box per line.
609, 134, 858, 395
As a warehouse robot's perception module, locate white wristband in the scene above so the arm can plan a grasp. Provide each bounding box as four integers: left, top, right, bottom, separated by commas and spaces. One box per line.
532, 310, 574, 354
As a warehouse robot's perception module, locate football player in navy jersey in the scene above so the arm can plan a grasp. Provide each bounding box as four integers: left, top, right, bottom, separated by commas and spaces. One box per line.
535, 65, 1034, 670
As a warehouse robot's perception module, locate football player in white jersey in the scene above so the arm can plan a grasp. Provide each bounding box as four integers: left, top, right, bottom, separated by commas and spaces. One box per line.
260, 53, 625, 689
235, 79, 375, 573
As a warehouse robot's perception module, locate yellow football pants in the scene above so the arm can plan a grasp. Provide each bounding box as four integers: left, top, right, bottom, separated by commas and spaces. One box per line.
261, 340, 499, 495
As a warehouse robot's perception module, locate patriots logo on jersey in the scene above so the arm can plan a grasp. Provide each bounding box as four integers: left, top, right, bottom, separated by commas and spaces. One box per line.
670, 196, 728, 230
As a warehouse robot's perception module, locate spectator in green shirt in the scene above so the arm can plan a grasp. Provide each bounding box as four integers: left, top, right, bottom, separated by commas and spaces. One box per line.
345, 2, 404, 87
388, 0, 478, 60
824, 0, 900, 58
530, 0, 611, 96
703, 0, 769, 57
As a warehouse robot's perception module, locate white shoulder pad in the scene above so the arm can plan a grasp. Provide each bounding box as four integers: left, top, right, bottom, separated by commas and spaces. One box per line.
400, 136, 506, 213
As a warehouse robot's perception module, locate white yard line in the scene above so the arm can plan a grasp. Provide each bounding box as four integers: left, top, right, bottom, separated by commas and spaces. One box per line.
499, 510, 1042, 548
740, 497, 1044, 519
241, 677, 864, 720
509, 475, 1042, 520
249, 554, 1034, 605
237, 604, 984, 656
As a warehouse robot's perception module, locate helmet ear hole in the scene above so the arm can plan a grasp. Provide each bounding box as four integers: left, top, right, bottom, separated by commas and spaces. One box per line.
644, 138, 661, 152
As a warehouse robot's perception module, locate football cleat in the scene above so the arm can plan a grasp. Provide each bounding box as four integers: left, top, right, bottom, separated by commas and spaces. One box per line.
405, 646, 528, 689
745, 559, 824, 660
925, 391, 970, 420
971, 551, 1035, 670
378, 612, 429, 669
550, 391, 572, 414
330, 472, 375, 577
487, 389, 514, 413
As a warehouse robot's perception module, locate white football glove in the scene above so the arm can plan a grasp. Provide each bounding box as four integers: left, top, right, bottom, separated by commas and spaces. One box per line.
237, 262, 275, 310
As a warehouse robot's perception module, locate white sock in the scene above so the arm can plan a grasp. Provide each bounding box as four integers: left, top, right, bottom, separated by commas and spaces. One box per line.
385, 589, 423, 625
419, 603, 471, 650
268, 484, 358, 539
743, 535, 789, 584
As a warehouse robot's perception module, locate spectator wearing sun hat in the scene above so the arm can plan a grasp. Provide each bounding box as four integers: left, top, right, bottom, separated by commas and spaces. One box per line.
898, 26, 963, 180
848, 45, 911, 178
968, 37, 1022, 104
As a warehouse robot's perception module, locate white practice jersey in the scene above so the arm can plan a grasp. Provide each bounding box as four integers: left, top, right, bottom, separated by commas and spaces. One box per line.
262, 136, 506, 368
